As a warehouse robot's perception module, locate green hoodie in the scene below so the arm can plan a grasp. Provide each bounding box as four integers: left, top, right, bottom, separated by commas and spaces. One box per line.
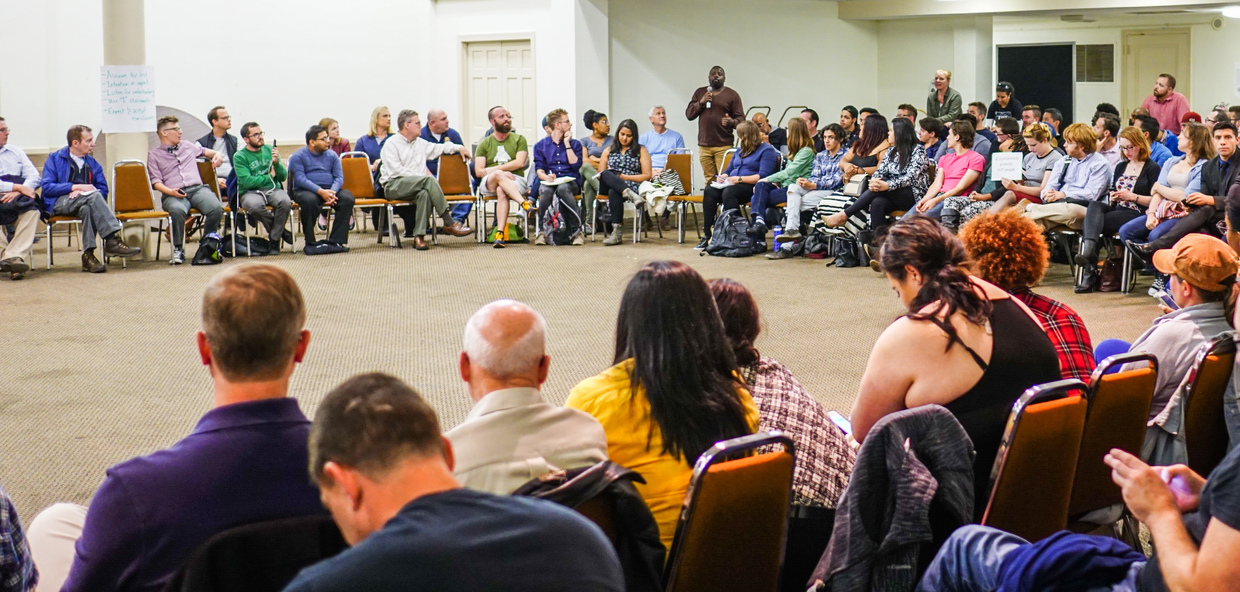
233, 145, 287, 192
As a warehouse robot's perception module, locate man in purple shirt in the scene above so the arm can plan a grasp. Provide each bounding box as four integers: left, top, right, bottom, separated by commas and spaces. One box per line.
147, 115, 226, 266
25, 264, 327, 592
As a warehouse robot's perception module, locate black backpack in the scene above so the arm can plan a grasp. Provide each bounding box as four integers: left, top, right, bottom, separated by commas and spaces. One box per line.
219, 235, 274, 258
703, 209, 765, 257
540, 193, 582, 245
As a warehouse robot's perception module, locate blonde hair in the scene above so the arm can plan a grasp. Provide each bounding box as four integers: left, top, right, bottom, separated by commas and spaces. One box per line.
318, 117, 338, 130
1062, 122, 1098, 154
786, 118, 812, 158
936, 69, 952, 81
545, 108, 568, 127
1118, 126, 1151, 162
736, 121, 761, 155
368, 106, 391, 137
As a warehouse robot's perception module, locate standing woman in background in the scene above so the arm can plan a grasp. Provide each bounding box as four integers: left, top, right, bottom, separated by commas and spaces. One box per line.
986, 81, 1023, 122
579, 110, 614, 227
926, 69, 963, 124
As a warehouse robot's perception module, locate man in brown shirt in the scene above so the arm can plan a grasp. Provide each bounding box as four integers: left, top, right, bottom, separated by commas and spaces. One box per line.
686, 65, 743, 185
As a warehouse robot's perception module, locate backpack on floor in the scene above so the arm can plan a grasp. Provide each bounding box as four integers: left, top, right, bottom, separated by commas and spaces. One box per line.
486, 222, 527, 244
219, 235, 273, 258
831, 236, 865, 268
541, 194, 582, 245
703, 209, 765, 258
303, 240, 349, 256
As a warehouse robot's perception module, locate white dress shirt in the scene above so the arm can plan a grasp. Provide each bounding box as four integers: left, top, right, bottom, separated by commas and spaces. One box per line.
0, 144, 41, 193
378, 133, 459, 185
445, 387, 609, 495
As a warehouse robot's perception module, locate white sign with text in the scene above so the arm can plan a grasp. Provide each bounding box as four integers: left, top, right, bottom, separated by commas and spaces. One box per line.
100, 66, 156, 133
990, 152, 1024, 182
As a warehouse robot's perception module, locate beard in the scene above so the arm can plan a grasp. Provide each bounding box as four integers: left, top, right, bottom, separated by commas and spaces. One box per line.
494, 121, 513, 134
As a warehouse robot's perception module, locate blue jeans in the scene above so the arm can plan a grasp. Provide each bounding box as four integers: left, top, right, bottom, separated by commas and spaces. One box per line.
1118, 215, 1177, 244
916, 525, 1143, 592
751, 181, 788, 223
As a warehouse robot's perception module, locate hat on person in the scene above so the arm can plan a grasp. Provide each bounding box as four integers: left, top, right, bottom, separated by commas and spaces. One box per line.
1181, 111, 1203, 124
1152, 234, 1239, 292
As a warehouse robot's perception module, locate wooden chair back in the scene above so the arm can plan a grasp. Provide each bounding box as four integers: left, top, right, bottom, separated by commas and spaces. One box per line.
982, 380, 1089, 542
436, 154, 473, 196
1068, 353, 1158, 517
664, 431, 794, 592
112, 160, 157, 213
339, 151, 375, 199
1183, 333, 1237, 476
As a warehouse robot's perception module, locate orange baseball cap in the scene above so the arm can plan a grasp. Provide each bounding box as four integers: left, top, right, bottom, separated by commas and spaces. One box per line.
1152, 234, 1239, 292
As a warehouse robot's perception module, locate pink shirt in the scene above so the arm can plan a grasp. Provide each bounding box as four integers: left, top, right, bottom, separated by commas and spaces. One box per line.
939, 150, 985, 192
1141, 91, 1190, 134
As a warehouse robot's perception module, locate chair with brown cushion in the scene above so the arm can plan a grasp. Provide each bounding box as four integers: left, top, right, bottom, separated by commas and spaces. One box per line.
109, 160, 171, 268
981, 379, 1089, 543
1067, 353, 1158, 533
431, 153, 478, 245
340, 151, 393, 246
1182, 332, 1237, 476
664, 431, 795, 592
43, 213, 82, 270
664, 150, 701, 244
195, 158, 235, 254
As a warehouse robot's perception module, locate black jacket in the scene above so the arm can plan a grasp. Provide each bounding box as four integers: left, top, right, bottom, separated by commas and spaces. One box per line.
513, 461, 664, 592
1199, 151, 1240, 207
1111, 159, 1161, 200
810, 406, 975, 592
196, 131, 238, 161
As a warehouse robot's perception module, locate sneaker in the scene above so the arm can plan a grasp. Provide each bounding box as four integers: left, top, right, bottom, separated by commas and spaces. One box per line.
766, 248, 794, 260
317, 214, 328, 231
493, 238, 506, 249
1148, 275, 1167, 297
623, 188, 643, 205
775, 229, 802, 243
534, 233, 547, 246
603, 228, 623, 246
170, 247, 185, 265
694, 236, 710, 251
571, 234, 585, 246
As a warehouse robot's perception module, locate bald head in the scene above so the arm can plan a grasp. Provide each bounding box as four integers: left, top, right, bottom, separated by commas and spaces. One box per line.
461, 300, 548, 395
427, 109, 449, 135
751, 113, 770, 133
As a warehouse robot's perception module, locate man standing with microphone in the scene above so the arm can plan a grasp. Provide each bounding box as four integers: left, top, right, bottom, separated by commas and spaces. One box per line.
686, 65, 743, 186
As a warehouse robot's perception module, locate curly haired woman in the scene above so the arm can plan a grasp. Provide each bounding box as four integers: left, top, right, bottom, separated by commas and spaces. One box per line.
958, 210, 1095, 381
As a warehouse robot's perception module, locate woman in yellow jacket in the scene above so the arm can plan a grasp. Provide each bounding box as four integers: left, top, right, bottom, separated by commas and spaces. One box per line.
566, 260, 760, 552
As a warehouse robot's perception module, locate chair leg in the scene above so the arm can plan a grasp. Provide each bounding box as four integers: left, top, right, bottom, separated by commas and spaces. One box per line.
388, 204, 401, 248
1122, 246, 1134, 294
633, 203, 640, 244
244, 215, 252, 257
46, 224, 52, 270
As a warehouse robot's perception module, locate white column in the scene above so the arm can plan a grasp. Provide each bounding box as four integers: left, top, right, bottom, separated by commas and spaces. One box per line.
574, 0, 610, 119
102, 0, 147, 175
952, 16, 994, 106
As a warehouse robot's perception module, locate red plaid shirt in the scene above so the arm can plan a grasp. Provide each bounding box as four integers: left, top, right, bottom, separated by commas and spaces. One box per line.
1011, 288, 1096, 382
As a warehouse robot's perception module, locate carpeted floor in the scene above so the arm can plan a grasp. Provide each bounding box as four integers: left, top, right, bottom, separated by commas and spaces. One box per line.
0, 224, 1160, 520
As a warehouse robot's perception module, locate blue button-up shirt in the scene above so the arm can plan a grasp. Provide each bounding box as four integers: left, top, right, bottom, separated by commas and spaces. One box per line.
807, 147, 846, 191
1042, 151, 1112, 202
532, 136, 584, 183
61, 398, 327, 592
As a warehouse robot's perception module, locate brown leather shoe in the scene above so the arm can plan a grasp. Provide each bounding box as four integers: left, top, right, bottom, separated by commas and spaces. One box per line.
104, 236, 142, 257
82, 251, 106, 273
413, 236, 429, 250
441, 222, 472, 237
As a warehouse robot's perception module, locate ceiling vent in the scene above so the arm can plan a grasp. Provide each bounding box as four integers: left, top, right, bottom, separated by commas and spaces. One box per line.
1060, 14, 1097, 22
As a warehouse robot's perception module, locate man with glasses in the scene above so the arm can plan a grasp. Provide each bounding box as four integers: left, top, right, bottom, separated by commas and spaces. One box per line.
41, 124, 142, 273
289, 125, 354, 249
148, 115, 226, 265
234, 122, 292, 253
196, 106, 237, 193
0, 117, 42, 280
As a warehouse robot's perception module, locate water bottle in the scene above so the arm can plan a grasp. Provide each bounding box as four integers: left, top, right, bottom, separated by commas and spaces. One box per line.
772, 225, 782, 240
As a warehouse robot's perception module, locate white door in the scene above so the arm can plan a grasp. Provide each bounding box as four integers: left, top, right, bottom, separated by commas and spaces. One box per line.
463, 40, 536, 147
1122, 29, 1191, 117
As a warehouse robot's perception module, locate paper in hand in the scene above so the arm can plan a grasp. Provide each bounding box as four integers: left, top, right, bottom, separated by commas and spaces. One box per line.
990, 152, 1023, 182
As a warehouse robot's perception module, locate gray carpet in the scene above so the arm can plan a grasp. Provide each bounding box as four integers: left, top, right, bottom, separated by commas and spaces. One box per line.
0, 226, 1159, 520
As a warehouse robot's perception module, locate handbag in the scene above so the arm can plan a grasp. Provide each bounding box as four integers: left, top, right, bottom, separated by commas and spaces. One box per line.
1099, 255, 1124, 292
652, 169, 686, 196
841, 174, 869, 198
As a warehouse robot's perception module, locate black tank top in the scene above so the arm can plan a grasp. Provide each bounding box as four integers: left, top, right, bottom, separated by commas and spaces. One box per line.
851, 153, 879, 169
923, 298, 1062, 519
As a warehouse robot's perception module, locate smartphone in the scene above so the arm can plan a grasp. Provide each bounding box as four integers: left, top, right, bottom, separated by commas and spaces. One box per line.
827, 410, 853, 436
1157, 291, 1180, 311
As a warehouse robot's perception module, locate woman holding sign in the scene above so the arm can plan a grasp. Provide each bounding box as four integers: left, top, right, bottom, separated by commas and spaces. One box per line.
968, 122, 1064, 215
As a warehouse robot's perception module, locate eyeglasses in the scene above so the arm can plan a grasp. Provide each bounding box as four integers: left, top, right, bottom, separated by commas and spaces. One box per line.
248, 132, 265, 138
164, 127, 182, 133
